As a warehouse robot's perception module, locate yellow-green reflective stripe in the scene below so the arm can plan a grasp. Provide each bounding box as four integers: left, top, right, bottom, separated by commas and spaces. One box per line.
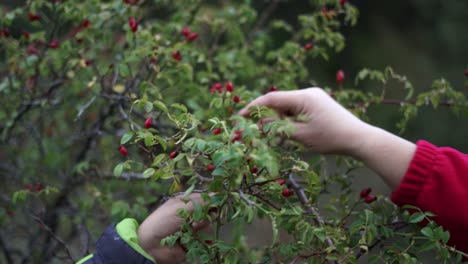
76, 254, 93, 264
115, 218, 156, 263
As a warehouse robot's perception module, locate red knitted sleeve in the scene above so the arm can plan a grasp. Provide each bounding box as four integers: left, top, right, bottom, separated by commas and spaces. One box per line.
391, 140, 468, 253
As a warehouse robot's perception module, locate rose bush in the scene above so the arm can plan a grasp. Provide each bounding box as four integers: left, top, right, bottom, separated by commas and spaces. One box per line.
0, 0, 467, 263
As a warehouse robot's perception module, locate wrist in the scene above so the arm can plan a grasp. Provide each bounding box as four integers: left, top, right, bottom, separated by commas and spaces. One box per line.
349, 124, 416, 189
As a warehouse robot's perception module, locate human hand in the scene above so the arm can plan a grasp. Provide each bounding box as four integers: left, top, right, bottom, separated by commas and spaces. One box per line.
137, 194, 212, 264
239, 88, 370, 156
240, 88, 416, 189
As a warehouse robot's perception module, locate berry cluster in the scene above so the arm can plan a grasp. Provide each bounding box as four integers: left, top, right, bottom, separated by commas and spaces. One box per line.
359, 187, 377, 204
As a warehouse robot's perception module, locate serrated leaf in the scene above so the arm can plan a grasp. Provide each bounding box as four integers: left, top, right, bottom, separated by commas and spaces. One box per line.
144, 101, 153, 113
183, 184, 195, 197
113, 163, 124, 177
408, 212, 425, 223
142, 168, 155, 179
153, 100, 168, 112
171, 103, 187, 113
420, 227, 433, 238
152, 154, 166, 167
120, 131, 134, 145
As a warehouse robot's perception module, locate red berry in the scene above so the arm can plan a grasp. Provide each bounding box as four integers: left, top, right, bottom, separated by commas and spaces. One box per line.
364, 195, 377, 204
186, 32, 198, 42
119, 146, 128, 156
210, 83, 223, 93
336, 70, 345, 85
129, 17, 138, 32
339, 0, 346, 8
151, 56, 158, 63
48, 40, 60, 49
277, 179, 286, 186
181, 26, 190, 37
172, 51, 182, 61
360, 187, 372, 199
124, 0, 139, 4
231, 134, 240, 143
28, 13, 41, 22
281, 188, 294, 197
228, 107, 234, 115
268, 86, 278, 93
26, 184, 34, 192
205, 240, 214, 245
2, 28, 10, 37
35, 184, 43, 192
464, 70, 468, 77
250, 165, 258, 174
232, 95, 240, 104
169, 151, 178, 159
82, 19, 91, 28
213, 128, 222, 135
225, 82, 233, 92
84, 59, 93, 66
304, 43, 313, 51
235, 129, 243, 136
6, 209, 14, 218
144, 118, 152, 129
23, 31, 30, 39
27, 44, 38, 55
207, 163, 215, 171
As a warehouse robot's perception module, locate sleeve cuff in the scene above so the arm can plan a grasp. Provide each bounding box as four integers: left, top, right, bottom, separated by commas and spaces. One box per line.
391, 140, 438, 206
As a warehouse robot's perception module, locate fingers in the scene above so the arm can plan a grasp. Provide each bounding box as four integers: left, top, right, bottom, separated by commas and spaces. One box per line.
239, 90, 304, 117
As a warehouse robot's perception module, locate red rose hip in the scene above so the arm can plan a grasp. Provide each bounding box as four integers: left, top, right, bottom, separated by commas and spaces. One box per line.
365, 195, 377, 204
186, 32, 198, 42
277, 179, 286, 186
281, 188, 294, 197
250, 165, 258, 174
119, 146, 128, 156
360, 187, 372, 198
232, 95, 240, 104
213, 128, 222, 135
207, 163, 215, 171
144, 118, 152, 129
169, 151, 178, 159
172, 51, 182, 61
225, 82, 234, 92
336, 70, 345, 84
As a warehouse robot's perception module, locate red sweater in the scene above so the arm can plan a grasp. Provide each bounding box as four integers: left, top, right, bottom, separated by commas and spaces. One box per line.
391, 140, 468, 253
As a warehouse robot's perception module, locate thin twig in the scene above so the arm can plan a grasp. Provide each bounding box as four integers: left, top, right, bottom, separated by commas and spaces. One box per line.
239, 189, 255, 208
288, 174, 341, 264
247, 0, 281, 46
30, 213, 76, 262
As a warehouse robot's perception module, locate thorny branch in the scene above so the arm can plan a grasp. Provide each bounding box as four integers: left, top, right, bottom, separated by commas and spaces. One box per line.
30, 213, 76, 263
288, 174, 341, 264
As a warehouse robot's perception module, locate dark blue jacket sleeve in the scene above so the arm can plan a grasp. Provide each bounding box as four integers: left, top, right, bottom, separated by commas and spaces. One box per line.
77, 219, 155, 264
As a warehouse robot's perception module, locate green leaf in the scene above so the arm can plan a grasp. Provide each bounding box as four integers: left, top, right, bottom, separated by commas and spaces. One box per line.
113, 163, 124, 177
313, 228, 326, 242
120, 131, 134, 145
408, 212, 425, 223
152, 154, 166, 167
144, 101, 153, 113
184, 184, 195, 197
142, 168, 156, 179
420, 227, 433, 238
153, 100, 168, 112
171, 103, 188, 113
418, 241, 437, 252
12, 190, 28, 204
